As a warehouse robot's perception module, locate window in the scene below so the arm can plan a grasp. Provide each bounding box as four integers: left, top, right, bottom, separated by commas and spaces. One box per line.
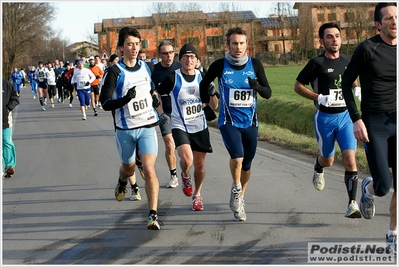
141, 39, 149, 48
345, 12, 355, 22
186, 36, 199, 45
328, 13, 336, 21
163, 23, 171, 30
317, 13, 324, 22
206, 22, 221, 28
207, 35, 224, 48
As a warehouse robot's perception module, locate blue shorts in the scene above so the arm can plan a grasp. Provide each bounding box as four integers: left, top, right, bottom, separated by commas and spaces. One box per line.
115, 127, 158, 164
314, 110, 357, 158
77, 89, 91, 106
219, 123, 258, 171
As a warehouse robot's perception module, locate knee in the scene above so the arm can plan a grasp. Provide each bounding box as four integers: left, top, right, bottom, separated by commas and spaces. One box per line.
374, 180, 392, 197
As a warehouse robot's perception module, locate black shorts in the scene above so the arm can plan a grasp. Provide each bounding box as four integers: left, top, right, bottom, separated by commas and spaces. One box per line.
90, 85, 100, 95
38, 82, 48, 89
172, 128, 212, 153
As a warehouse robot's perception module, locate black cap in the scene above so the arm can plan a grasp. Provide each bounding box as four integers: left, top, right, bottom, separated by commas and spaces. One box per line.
179, 43, 198, 60
109, 54, 118, 63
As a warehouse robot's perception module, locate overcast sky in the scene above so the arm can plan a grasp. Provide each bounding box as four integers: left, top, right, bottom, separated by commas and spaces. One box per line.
52, 1, 277, 45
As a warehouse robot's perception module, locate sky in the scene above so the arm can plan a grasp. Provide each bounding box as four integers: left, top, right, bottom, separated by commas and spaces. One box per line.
52, 1, 278, 45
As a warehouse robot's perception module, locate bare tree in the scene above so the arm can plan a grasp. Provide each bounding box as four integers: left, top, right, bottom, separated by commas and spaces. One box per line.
2, 3, 55, 78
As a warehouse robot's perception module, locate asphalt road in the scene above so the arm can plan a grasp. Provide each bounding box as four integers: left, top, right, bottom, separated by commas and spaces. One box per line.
2, 87, 396, 265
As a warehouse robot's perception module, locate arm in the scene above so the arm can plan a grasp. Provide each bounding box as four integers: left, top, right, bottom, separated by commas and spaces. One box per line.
199, 60, 221, 103
252, 58, 272, 99
294, 81, 318, 101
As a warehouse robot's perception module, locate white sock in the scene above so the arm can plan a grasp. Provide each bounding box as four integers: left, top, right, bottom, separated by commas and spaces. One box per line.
387, 229, 397, 237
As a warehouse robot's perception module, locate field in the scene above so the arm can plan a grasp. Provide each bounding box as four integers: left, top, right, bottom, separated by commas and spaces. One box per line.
210, 65, 369, 172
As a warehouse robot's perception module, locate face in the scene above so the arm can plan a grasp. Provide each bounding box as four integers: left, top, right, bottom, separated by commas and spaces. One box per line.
227, 33, 248, 58
376, 5, 397, 41
320, 27, 341, 54
138, 53, 146, 60
77, 62, 84, 69
180, 53, 196, 72
89, 59, 95, 66
159, 44, 174, 67
119, 35, 140, 60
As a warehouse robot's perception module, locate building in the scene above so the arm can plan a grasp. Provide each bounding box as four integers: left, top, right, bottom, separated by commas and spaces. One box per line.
94, 3, 378, 66
65, 41, 100, 62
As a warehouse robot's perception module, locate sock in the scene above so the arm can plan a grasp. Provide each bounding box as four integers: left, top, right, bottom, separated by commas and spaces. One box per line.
233, 182, 242, 190
131, 183, 138, 190
149, 210, 157, 216
314, 156, 324, 173
39, 98, 43, 106
387, 229, 397, 237
170, 169, 177, 176
118, 177, 127, 186
344, 171, 358, 204
93, 108, 97, 112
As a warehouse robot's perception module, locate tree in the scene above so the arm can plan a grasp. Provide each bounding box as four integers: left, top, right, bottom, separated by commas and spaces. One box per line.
2, 3, 55, 78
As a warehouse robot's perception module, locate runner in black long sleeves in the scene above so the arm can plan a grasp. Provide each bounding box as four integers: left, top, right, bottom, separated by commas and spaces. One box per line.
342, 2, 397, 252
199, 26, 271, 221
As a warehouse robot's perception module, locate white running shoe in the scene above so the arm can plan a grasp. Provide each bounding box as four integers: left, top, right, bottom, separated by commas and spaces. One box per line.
69, 104, 73, 108
41, 106, 46, 111
166, 174, 179, 188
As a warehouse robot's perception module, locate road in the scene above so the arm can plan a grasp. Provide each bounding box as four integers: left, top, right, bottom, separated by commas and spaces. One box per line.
2, 87, 395, 265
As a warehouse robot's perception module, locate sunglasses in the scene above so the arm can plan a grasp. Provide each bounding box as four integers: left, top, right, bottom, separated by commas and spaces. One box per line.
160, 51, 174, 55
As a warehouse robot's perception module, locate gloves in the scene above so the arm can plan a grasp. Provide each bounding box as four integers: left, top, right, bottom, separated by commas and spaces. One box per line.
123, 86, 136, 101
354, 87, 361, 101
203, 105, 217, 121
152, 94, 160, 108
317, 94, 333, 107
248, 77, 262, 91
159, 113, 170, 124
85, 81, 90, 86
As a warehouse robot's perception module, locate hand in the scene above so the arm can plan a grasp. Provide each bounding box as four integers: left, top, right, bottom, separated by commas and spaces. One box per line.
85, 81, 90, 86
95, 75, 101, 79
248, 77, 262, 91
203, 105, 217, 121
159, 113, 170, 124
354, 87, 361, 101
124, 86, 136, 100
152, 94, 160, 108
317, 94, 333, 107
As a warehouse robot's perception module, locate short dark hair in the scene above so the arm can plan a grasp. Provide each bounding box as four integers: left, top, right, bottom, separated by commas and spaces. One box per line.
157, 40, 174, 53
117, 27, 141, 47
374, 2, 397, 23
138, 49, 146, 54
318, 22, 341, 39
225, 26, 247, 44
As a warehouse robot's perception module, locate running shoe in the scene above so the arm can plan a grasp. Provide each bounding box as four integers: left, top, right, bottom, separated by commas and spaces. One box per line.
234, 199, 247, 221
344, 200, 362, 218
359, 177, 375, 219
98, 104, 103, 110
94, 110, 98, 116
192, 195, 204, 211
166, 174, 179, 188
43, 100, 47, 105
386, 234, 397, 255
229, 185, 243, 212
313, 170, 325, 191
33, 95, 36, 99
181, 172, 193, 196
147, 213, 163, 230
51, 104, 55, 108
4, 166, 15, 178
82, 114, 87, 120
41, 106, 46, 111
69, 104, 73, 108
130, 187, 141, 201
114, 180, 127, 202
136, 161, 145, 180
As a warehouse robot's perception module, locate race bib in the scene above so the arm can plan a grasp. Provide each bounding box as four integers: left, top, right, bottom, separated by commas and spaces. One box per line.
229, 88, 254, 107
78, 79, 87, 87
181, 101, 203, 122
329, 88, 346, 107
127, 95, 152, 119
